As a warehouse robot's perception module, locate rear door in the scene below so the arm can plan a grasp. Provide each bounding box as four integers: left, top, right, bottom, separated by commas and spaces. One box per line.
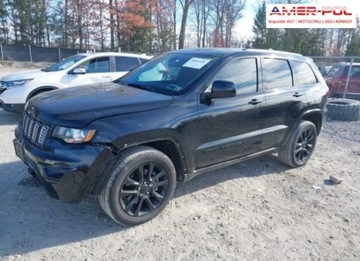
196, 57, 266, 168
113, 56, 143, 79
260, 58, 316, 149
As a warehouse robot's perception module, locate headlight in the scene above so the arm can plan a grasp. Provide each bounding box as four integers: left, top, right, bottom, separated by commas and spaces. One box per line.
3, 79, 33, 88
52, 126, 96, 144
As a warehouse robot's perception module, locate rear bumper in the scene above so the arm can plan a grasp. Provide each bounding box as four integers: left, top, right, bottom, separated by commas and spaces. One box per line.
14, 126, 114, 202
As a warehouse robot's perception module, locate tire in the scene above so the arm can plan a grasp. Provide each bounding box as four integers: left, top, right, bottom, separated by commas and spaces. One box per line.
99, 146, 176, 226
278, 121, 317, 168
327, 98, 360, 121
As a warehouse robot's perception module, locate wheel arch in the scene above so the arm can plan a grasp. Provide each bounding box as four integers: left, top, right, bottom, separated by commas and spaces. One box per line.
27, 86, 59, 101
302, 110, 323, 135
91, 138, 187, 195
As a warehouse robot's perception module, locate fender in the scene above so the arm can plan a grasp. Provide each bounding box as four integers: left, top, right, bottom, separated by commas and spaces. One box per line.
90, 131, 189, 195
27, 86, 58, 101
279, 107, 323, 151
110, 129, 189, 176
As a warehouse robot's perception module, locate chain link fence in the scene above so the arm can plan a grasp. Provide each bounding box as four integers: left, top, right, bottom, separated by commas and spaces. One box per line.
0, 44, 86, 63
311, 56, 360, 100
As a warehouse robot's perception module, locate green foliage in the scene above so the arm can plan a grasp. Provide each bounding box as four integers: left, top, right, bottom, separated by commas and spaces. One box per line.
252, 1, 282, 50
346, 31, 360, 56
251, 1, 326, 55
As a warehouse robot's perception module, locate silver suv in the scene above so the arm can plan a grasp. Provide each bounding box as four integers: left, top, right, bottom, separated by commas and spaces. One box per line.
0, 52, 151, 112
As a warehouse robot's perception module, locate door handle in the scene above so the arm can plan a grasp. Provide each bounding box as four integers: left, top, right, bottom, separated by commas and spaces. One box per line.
293, 92, 303, 97
248, 99, 262, 105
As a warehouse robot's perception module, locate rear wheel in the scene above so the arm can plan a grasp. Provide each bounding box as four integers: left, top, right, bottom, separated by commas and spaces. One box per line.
278, 121, 317, 167
99, 146, 176, 226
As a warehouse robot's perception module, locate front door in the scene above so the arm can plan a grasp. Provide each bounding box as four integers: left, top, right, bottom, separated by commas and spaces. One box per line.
67, 56, 113, 87
196, 57, 265, 169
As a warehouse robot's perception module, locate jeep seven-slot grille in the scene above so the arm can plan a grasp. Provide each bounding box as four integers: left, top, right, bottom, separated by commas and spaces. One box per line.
21, 113, 50, 146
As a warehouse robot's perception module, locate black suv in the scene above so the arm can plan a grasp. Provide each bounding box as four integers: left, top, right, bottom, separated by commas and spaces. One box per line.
13, 48, 329, 226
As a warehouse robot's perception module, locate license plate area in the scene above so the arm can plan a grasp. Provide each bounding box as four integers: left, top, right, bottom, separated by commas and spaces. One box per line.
13, 139, 26, 162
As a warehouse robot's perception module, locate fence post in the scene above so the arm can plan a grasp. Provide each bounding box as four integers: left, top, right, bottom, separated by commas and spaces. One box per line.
58, 48, 61, 62
343, 58, 353, 99
0, 44, 3, 61
28, 45, 33, 63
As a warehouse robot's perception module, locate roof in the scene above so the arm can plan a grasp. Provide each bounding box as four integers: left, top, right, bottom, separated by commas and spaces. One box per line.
334, 62, 360, 66
78, 52, 152, 59
167, 48, 305, 59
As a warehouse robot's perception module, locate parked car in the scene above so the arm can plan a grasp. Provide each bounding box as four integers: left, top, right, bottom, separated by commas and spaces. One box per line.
318, 65, 332, 76
13, 48, 329, 226
0, 52, 152, 112
324, 62, 360, 99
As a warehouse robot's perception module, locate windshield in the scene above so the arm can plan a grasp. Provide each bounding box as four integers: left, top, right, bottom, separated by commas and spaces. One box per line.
117, 53, 220, 95
42, 54, 86, 72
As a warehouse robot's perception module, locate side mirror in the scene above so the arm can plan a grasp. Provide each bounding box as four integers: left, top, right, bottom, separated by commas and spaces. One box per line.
71, 68, 86, 75
207, 80, 236, 99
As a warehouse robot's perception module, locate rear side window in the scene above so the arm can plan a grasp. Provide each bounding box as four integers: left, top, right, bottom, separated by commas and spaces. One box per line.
291, 61, 317, 85
263, 58, 292, 90
212, 58, 258, 94
115, 57, 141, 72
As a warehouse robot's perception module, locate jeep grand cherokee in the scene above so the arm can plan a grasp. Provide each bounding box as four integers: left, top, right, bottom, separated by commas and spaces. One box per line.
13, 48, 329, 226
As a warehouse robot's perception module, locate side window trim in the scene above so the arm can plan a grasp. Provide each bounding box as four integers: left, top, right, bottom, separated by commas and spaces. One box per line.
262, 57, 294, 91
290, 59, 318, 86
206, 56, 259, 95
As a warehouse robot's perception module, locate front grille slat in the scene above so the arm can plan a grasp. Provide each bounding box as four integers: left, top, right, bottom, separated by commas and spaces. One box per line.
38, 125, 50, 145
21, 112, 51, 147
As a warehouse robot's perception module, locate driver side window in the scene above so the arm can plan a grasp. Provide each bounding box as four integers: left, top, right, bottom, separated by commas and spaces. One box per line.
79, 57, 110, 73
212, 58, 258, 95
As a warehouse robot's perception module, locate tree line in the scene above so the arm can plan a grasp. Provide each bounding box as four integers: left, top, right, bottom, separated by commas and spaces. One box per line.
0, 0, 359, 56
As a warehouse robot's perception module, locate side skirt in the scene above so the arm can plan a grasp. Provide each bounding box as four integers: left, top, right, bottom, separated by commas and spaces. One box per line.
183, 147, 278, 182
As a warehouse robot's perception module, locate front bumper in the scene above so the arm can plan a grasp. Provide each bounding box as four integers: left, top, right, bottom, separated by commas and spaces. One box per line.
0, 99, 25, 113
14, 127, 114, 202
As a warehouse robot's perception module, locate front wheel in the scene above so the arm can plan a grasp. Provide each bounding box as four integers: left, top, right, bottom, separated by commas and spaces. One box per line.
278, 121, 317, 167
99, 146, 176, 226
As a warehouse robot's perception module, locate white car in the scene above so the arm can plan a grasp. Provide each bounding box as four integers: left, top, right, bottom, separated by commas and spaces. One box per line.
0, 52, 152, 112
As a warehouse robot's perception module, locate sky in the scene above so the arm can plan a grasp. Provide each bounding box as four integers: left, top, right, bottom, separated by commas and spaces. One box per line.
234, 0, 358, 41
234, 0, 260, 40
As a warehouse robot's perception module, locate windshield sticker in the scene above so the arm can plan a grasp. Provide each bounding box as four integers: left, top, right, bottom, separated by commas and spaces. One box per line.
182, 58, 212, 69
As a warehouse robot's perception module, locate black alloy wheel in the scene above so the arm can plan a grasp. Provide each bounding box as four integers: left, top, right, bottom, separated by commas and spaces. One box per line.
278, 121, 318, 168
294, 127, 316, 165
99, 146, 176, 226
120, 162, 170, 217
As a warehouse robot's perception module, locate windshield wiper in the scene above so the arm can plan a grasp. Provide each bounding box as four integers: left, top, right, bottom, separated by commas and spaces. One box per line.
41, 68, 50, 72
127, 83, 159, 93
114, 79, 159, 93
114, 79, 126, 85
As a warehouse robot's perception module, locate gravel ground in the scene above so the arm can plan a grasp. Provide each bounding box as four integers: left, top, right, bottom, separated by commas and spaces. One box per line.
0, 64, 360, 261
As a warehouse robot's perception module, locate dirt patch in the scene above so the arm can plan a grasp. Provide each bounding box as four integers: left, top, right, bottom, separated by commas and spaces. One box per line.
0, 61, 52, 77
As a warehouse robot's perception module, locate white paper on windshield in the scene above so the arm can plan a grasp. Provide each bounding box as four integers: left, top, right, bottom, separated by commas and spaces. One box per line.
182, 58, 212, 69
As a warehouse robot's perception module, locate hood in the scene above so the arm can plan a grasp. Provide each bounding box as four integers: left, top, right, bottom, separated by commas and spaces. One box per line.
28, 83, 174, 128
1, 69, 58, 81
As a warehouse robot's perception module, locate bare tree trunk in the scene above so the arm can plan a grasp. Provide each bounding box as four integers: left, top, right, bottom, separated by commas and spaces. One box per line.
178, 0, 194, 49
64, 0, 68, 48
114, 0, 121, 48
109, 0, 114, 50
173, 0, 176, 49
